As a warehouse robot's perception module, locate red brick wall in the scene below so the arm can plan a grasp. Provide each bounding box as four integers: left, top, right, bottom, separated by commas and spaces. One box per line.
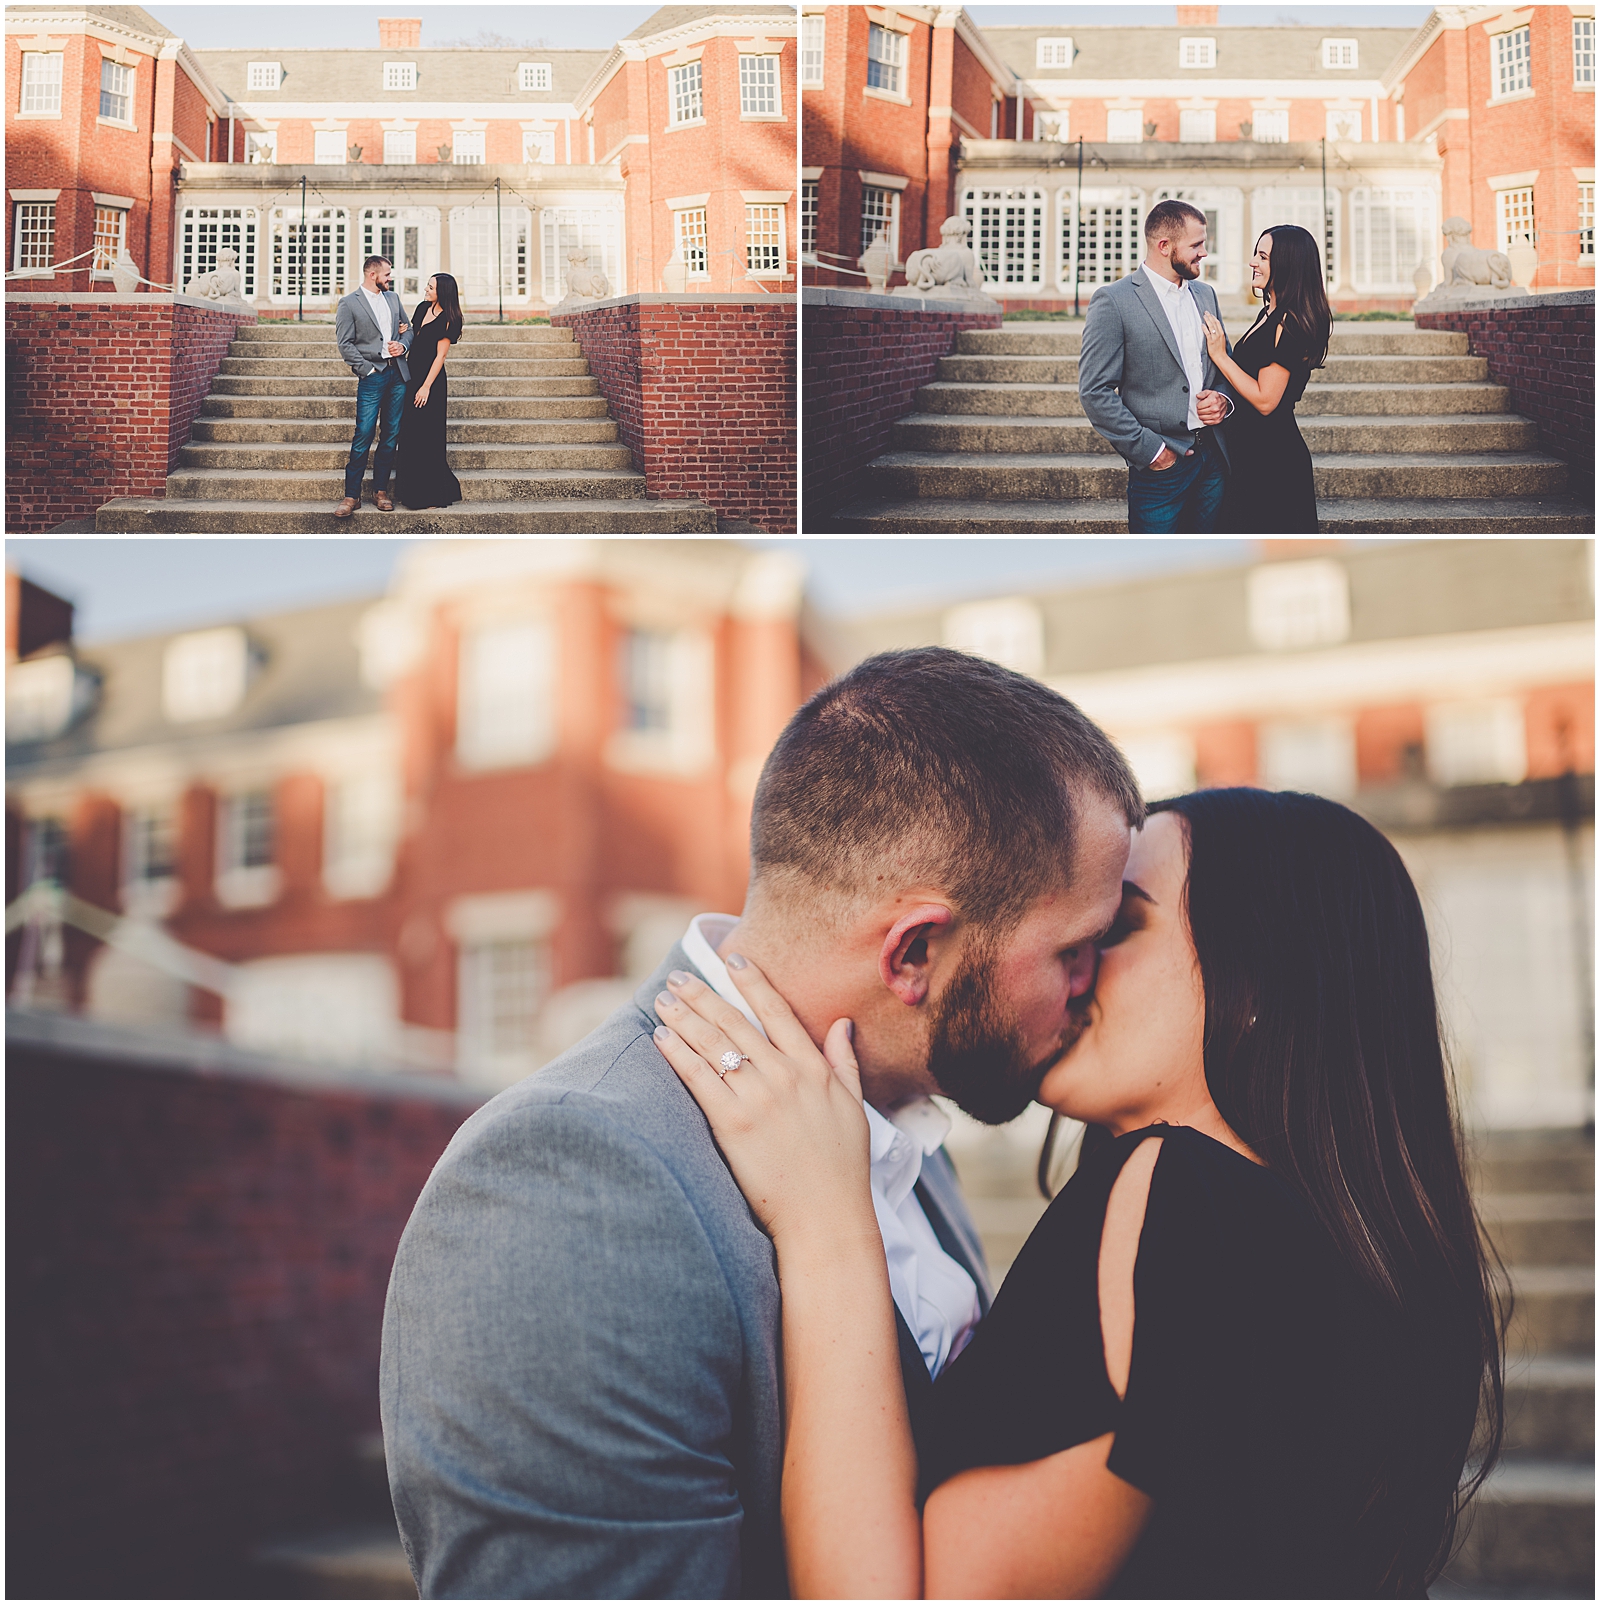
801, 296, 1002, 527
4, 295, 254, 530
1414, 293, 1595, 499
554, 296, 796, 532
7, 1028, 481, 1598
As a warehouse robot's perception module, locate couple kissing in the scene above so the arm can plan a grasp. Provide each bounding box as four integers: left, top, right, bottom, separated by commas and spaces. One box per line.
380, 647, 1502, 1599
1080, 199, 1329, 534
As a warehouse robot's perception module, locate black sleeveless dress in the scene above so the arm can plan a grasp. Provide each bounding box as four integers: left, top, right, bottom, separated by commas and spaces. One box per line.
920, 1126, 1433, 1598
1220, 306, 1319, 533
395, 306, 463, 510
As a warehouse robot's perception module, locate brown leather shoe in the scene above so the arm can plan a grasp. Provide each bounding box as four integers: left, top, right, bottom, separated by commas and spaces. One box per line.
332, 496, 359, 519
373, 489, 395, 512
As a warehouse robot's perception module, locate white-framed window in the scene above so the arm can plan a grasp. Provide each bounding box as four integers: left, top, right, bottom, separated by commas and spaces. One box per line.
1035, 110, 1068, 141
91, 205, 127, 276
1038, 37, 1074, 69
675, 206, 710, 276
746, 202, 784, 275
1426, 700, 1528, 787
383, 128, 415, 164
1179, 37, 1216, 68
449, 203, 531, 301
1496, 185, 1535, 254
1252, 187, 1337, 289
13, 202, 55, 272
1247, 559, 1350, 650
1580, 184, 1594, 260
1259, 719, 1357, 798
227, 953, 399, 1068
246, 130, 276, 163
1494, 25, 1532, 97
1326, 108, 1362, 141
607, 627, 716, 776
1252, 108, 1289, 142
216, 787, 279, 908
964, 187, 1046, 289
246, 61, 281, 91
801, 14, 824, 86
182, 206, 259, 299
323, 771, 401, 900
740, 53, 781, 116
539, 207, 621, 303
99, 59, 133, 123
867, 22, 906, 95
7, 654, 82, 739
123, 801, 178, 917
269, 206, 348, 302
519, 61, 552, 92
458, 936, 551, 1072
1059, 186, 1143, 293
313, 129, 346, 165
20, 52, 63, 114
1106, 108, 1143, 143
1321, 38, 1359, 69
1351, 187, 1435, 292
943, 598, 1044, 676
453, 129, 485, 164
669, 60, 704, 125
801, 179, 818, 257
163, 626, 255, 721
457, 618, 556, 770
523, 129, 555, 164
1179, 108, 1216, 143
861, 184, 900, 263
1114, 732, 1197, 802
1576, 17, 1596, 85
361, 206, 437, 302
383, 61, 416, 91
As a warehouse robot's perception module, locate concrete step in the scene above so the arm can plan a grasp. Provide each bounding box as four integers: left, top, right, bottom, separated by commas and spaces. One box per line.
228, 339, 573, 361
238, 321, 568, 343
210, 375, 601, 397
200, 394, 611, 420
94, 496, 717, 533
962, 322, 1469, 357
1440, 1458, 1594, 1595
249, 1520, 415, 1599
1480, 1194, 1594, 1266
859, 450, 1567, 503
913, 380, 1516, 419
1504, 1355, 1594, 1459
1472, 1135, 1594, 1196
935, 353, 1493, 386
216, 357, 591, 378
190, 417, 620, 445
162, 466, 648, 502
825, 494, 1594, 534
177, 442, 634, 472
890, 413, 1539, 456
1502, 1264, 1594, 1356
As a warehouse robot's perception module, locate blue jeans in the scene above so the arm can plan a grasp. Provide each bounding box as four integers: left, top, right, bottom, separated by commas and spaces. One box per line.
1125, 432, 1227, 533
344, 365, 407, 499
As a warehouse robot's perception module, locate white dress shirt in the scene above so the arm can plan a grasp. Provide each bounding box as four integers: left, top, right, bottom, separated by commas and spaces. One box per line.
680, 914, 982, 1377
1140, 261, 1208, 438
360, 284, 394, 362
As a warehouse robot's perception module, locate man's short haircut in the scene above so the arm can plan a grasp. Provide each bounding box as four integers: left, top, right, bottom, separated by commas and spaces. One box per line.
1144, 200, 1207, 244
750, 647, 1145, 929
363, 254, 392, 273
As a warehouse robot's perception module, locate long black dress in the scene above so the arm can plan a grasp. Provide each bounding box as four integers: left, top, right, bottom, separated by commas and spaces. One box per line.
395, 306, 462, 510
920, 1126, 1446, 1598
1220, 306, 1318, 533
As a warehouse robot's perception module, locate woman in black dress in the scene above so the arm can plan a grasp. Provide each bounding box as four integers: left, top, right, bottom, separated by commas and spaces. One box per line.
1202, 224, 1330, 533
655, 788, 1504, 1598
395, 271, 463, 511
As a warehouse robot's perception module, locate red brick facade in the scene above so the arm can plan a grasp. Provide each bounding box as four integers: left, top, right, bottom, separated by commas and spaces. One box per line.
1415, 291, 1596, 499
4, 294, 254, 531
800, 294, 1002, 528
554, 296, 797, 532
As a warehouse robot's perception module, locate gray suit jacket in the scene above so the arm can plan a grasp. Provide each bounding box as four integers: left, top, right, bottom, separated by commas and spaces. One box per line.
1078, 270, 1233, 472
380, 944, 991, 1600
335, 286, 412, 380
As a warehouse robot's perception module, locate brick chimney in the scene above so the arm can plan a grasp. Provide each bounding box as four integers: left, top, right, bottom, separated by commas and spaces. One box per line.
1175, 6, 1218, 24
379, 18, 421, 48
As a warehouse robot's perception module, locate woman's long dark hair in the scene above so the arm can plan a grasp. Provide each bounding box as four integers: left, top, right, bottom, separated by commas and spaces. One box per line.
1258, 223, 1332, 368
422, 272, 464, 344
1131, 788, 1504, 1592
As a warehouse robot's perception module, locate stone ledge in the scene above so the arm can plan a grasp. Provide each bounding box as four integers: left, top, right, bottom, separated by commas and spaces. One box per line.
1417, 287, 1595, 314
6, 290, 257, 316
554, 291, 796, 313
804, 286, 1002, 315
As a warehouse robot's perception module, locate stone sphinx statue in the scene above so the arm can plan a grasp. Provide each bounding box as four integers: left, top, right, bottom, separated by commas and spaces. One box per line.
1441, 216, 1512, 291
185, 246, 245, 302
558, 250, 610, 304
893, 216, 998, 304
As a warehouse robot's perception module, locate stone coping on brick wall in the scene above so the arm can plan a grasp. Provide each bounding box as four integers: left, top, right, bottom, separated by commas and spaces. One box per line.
1416, 287, 1595, 315
5, 290, 257, 316
803, 286, 1004, 316
555, 292, 797, 314
7, 1007, 486, 1107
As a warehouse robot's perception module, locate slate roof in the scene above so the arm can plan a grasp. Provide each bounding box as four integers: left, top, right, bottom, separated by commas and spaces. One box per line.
6, 4, 174, 38
983, 24, 1416, 83
622, 5, 796, 42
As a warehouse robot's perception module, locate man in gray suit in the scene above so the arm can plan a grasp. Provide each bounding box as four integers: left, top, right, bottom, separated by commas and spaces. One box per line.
380, 647, 1142, 1598
1078, 199, 1236, 533
332, 254, 412, 519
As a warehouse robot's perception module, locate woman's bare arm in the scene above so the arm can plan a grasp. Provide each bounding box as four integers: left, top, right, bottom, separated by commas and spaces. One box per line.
1203, 315, 1292, 415
415, 336, 451, 402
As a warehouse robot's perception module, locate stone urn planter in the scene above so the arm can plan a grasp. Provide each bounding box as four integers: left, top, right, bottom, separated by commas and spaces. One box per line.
1507, 237, 1538, 289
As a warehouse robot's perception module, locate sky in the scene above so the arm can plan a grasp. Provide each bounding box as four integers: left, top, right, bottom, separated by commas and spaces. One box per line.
6, 539, 1255, 643
968, 5, 1431, 25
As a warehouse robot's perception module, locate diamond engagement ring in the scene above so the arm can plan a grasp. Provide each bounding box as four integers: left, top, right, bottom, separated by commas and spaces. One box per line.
718, 1049, 750, 1077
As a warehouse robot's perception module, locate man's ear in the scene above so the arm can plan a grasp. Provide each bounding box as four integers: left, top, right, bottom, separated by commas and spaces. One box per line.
879, 904, 955, 1007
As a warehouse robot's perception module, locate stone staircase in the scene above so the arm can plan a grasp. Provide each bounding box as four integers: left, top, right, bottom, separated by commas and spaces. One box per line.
94, 320, 716, 533
832, 321, 1592, 533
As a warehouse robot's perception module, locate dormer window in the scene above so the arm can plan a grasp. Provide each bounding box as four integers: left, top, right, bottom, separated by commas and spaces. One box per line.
163, 627, 256, 723
1322, 38, 1358, 69
384, 61, 416, 91
519, 61, 552, 92
1180, 37, 1216, 68
1037, 37, 1073, 68
246, 61, 281, 91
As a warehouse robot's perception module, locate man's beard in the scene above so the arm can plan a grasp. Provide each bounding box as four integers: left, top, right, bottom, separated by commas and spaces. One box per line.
1172, 255, 1201, 282
926, 946, 1089, 1126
